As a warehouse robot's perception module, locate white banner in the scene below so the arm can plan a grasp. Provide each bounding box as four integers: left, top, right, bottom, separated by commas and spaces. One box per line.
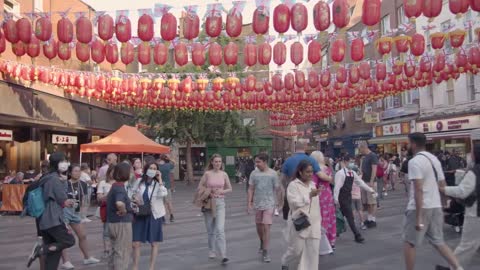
52, 134, 78, 144
0, 129, 13, 141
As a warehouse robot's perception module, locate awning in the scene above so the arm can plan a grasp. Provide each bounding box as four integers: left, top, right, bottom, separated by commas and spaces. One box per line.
368, 135, 408, 144
425, 130, 472, 140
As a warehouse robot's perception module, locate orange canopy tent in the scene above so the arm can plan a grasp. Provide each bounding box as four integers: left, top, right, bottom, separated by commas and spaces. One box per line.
80, 125, 170, 155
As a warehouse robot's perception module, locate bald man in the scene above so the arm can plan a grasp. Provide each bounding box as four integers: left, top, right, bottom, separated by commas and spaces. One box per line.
97, 153, 118, 182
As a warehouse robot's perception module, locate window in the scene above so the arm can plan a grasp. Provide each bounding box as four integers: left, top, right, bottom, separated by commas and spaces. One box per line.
441, 20, 453, 54
243, 118, 255, 126
403, 90, 413, 105
397, 6, 408, 25
376, 99, 383, 109
384, 96, 394, 109
321, 53, 328, 69
354, 106, 362, 121
4, 0, 21, 18
466, 10, 474, 43
34, 0, 43, 12
428, 85, 434, 108
467, 74, 476, 100
446, 80, 455, 105
380, 15, 391, 36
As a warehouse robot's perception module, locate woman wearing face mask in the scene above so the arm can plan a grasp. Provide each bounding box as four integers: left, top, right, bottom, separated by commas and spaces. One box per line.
333, 155, 376, 244
131, 162, 168, 270
60, 164, 100, 269
198, 154, 232, 265
281, 160, 321, 270
437, 145, 480, 270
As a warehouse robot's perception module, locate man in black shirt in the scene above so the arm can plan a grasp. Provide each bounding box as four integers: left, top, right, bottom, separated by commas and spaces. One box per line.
359, 142, 379, 228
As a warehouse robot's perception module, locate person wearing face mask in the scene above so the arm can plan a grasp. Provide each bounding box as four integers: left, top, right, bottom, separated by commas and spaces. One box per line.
333, 154, 376, 244
27, 152, 76, 270
131, 162, 168, 270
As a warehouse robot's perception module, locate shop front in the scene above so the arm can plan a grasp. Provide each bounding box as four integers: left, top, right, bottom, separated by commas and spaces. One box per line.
369, 120, 416, 155
327, 133, 371, 158
416, 115, 480, 157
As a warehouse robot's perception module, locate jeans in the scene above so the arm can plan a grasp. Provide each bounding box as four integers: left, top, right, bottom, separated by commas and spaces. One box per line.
41, 224, 75, 270
204, 198, 227, 258
377, 177, 384, 204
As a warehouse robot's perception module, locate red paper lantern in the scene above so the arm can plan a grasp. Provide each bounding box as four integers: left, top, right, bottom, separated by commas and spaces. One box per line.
332, 0, 350, 29
192, 43, 206, 67
226, 10, 242, 38
295, 70, 306, 88
376, 37, 393, 56
244, 43, 257, 67
468, 46, 480, 69
331, 38, 346, 63
449, 0, 470, 15
455, 51, 468, 72
273, 4, 290, 35
153, 43, 168, 66
321, 70, 331, 87
183, 12, 200, 40
161, 13, 177, 41
106, 43, 119, 65
359, 61, 371, 80
91, 39, 105, 64
43, 40, 57, 60
223, 42, 238, 66
209, 42, 222, 66
393, 62, 404, 75
12, 42, 26, 58
349, 65, 360, 84
376, 63, 387, 81
430, 32, 445, 50
97, 14, 114, 41
138, 14, 154, 42
423, 0, 442, 20
1, 35, 8, 55
290, 42, 304, 67
471, 0, 480, 11
309, 70, 319, 88
395, 36, 411, 53
308, 40, 322, 65
411, 33, 425, 57
57, 17, 73, 43
35, 17, 52, 42
336, 67, 347, 84
76, 43, 90, 62
16, 17, 32, 44
420, 55, 432, 73
351, 38, 365, 62
58, 42, 71, 61
291, 3, 308, 34
76, 16, 92, 44
434, 53, 446, 72
362, 0, 381, 26
404, 63, 416, 77
138, 42, 151, 65
3, 19, 19, 44
285, 73, 295, 91
258, 42, 272, 65
272, 74, 283, 91
27, 36, 41, 58
175, 42, 188, 66
313, 1, 330, 32
246, 75, 256, 92
121, 42, 134, 65
252, 7, 269, 35
206, 15, 222, 38
273, 42, 286, 67
449, 30, 466, 48
116, 16, 132, 43
404, 0, 422, 21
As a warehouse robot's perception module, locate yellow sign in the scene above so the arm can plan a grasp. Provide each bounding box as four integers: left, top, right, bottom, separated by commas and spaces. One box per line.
364, 112, 380, 124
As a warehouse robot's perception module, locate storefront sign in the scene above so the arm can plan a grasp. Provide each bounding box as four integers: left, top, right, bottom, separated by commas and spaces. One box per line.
417, 115, 480, 133
364, 112, 380, 123
52, 134, 78, 144
91, 135, 101, 142
0, 129, 13, 141
382, 123, 402, 136
374, 122, 412, 137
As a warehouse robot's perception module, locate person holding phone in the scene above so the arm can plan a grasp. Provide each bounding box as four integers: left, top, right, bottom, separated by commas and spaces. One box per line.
333, 154, 376, 244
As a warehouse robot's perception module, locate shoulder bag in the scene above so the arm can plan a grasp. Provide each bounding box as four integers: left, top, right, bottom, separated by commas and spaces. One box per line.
136, 181, 157, 217
291, 183, 312, 231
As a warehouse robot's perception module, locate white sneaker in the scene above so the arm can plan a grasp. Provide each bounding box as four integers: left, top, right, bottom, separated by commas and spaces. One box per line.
274, 209, 279, 216
81, 218, 92, 223
61, 261, 75, 269
83, 257, 100, 265
208, 251, 216, 259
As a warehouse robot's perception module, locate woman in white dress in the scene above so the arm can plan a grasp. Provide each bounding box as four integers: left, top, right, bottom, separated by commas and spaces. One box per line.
281, 160, 321, 270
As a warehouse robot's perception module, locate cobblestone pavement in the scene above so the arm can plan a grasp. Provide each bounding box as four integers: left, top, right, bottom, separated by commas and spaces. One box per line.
1, 182, 478, 270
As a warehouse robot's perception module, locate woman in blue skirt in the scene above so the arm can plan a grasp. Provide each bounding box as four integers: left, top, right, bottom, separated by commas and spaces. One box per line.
132, 162, 168, 270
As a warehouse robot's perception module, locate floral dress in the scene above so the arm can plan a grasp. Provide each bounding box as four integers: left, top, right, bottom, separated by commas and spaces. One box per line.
313, 166, 336, 247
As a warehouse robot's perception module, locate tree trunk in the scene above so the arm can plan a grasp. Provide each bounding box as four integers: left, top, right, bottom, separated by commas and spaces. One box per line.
186, 139, 194, 185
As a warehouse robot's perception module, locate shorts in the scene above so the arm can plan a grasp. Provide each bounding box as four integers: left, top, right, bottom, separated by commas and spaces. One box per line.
361, 182, 377, 205
352, 199, 362, 211
103, 222, 110, 240
255, 209, 274, 225
63, 207, 82, 225
402, 208, 444, 247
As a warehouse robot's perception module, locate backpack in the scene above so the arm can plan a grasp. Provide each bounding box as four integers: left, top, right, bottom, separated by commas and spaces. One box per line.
22, 173, 49, 218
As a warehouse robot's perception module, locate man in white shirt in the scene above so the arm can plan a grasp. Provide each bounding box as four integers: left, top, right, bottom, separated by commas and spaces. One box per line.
334, 154, 375, 243
403, 133, 463, 270
97, 153, 117, 182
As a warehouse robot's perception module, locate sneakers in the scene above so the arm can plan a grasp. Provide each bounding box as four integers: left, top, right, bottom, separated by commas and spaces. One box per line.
262, 250, 271, 263
83, 257, 100, 265
81, 218, 92, 223
435, 266, 450, 270
354, 234, 365, 243
221, 258, 229, 265
360, 224, 367, 230
27, 241, 43, 268
170, 214, 175, 223
101, 251, 110, 259
208, 251, 216, 259
281, 265, 289, 270
383, 192, 388, 197
274, 208, 280, 216
364, 220, 377, 229
60, 261, 75, 269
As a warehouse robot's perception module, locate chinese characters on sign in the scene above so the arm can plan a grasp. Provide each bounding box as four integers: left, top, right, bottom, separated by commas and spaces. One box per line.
52, 134, 78, 144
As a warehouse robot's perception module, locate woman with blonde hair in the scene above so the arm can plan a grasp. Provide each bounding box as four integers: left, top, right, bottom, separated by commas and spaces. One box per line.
198, 154, 233, 265
310, 151, 336, 250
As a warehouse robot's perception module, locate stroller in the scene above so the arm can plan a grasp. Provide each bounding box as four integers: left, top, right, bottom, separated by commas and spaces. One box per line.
444, 199, 465, 233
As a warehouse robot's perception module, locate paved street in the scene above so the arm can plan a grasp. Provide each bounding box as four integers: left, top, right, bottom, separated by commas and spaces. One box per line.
1, 182, 479, 270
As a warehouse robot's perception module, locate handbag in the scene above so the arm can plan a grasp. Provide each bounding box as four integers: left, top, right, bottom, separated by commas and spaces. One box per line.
292, 201, 312, 232
136, 181, 156, 217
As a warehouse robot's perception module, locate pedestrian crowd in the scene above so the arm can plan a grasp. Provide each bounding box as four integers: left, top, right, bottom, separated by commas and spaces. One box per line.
14, 132, 480, 270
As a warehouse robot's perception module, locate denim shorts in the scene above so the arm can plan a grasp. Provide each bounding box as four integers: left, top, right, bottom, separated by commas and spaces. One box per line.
64, 207, 82, 224
103, 222, 110, 239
